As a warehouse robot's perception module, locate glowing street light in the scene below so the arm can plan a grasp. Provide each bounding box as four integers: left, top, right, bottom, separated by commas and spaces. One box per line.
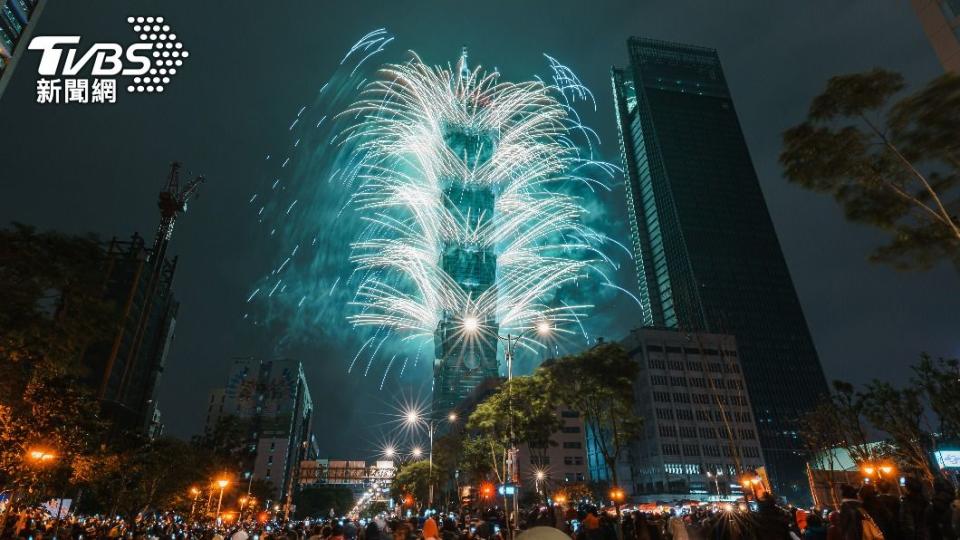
189, 487, 201, 523
448, 412, 458, 422
384, 446, 396, 458
412, 447, 423, 458
27, 449, 56, 463
215, 478, 230, 519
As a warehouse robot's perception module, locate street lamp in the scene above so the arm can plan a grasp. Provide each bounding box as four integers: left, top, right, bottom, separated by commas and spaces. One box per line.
189, 487, 201, 523
405, 409, 457, 509
461, 317, 553, 539
215, 478, 230, 520
27, 449, 56, 463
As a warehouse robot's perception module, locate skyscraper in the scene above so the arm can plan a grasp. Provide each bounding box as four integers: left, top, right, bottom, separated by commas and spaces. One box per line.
611, 37, 829, 500
912, 0, 960, 72
431, 61, 501, 422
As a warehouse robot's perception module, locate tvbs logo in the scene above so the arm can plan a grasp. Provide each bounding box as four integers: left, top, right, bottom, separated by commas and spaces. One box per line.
28, 16, 189, 104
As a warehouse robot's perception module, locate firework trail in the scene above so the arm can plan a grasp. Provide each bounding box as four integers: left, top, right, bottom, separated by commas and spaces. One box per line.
341, 49, 613, 353
245, 30, 623, 382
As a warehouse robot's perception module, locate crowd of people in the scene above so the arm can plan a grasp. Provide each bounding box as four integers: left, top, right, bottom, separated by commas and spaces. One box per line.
5, 476, 960, 539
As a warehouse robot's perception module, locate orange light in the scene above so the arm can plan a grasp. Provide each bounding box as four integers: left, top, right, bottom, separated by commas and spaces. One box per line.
190, 487, 200, 496
480, 482, 496, 499
216, 478, 230, 489
880, 465, 894, 475
403, 494, 414, 506
27, 449, 56, 462
862, 466, 875, 476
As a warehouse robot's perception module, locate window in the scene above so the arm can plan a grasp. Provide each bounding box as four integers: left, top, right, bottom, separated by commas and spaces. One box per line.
682, 444, 700, 456
563, 442, 582, 449
561, 426, 581, 434
561, 410, 579, 418
655, 408, 674, 421
662, 443, 680, 455
659, 425, 678, 438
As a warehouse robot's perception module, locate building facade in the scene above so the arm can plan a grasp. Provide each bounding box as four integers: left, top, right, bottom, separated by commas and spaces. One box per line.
912, 0, 960, 72
516, 408, 590, 494
204, 358, 313, 503
85, 233, 179, 438
611, 37, 828, 501
431, 119, 501, 422
611, 328, 764, 502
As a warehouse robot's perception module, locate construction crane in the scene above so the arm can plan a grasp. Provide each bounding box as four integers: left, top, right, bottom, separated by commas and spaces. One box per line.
152, 161, 204, 267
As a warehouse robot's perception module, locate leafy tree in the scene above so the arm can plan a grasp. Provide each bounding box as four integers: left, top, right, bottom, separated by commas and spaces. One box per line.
780, 70, 960, 270
542, 343, 641, 492
0, 224, 116, 500
391, 460, 440, 507
467, 371, 562, 471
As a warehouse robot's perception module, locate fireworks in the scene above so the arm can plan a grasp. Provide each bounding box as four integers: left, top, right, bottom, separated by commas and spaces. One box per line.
246, 30, 622, 381
342, 50, 610, 351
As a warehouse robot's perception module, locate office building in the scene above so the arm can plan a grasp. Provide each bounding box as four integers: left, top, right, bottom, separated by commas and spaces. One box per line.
85, 233, 178, 438
0, 0, 45, 100
607, 328, 764, 502
516, 408, 590, 493
912, 0, 960, 72
431, 111, 501, 423
611, 37, 829, 500
204, 358, 314, 503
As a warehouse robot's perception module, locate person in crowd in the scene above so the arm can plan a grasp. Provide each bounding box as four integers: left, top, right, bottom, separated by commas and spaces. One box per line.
926, 478, 957, 540
803, 512, 829, 540
901, 477, 931, 540
836, 483, 866, 540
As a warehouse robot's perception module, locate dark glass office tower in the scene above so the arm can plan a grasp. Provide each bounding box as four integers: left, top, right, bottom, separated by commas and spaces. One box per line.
611, 37, 829, 500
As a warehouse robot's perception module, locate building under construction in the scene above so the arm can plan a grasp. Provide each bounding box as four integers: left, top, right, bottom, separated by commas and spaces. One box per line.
84, 162, 203, 438
85, 233, 178, 438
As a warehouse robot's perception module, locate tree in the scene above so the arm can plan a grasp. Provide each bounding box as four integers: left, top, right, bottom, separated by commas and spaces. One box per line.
0, 224, 116, 499
467, 370, 562, 472
858, 381, 936, 489
912, 354, 960, 439
542, 343, 642, 493
391, 461, 440, 507
780, 70, 960, 270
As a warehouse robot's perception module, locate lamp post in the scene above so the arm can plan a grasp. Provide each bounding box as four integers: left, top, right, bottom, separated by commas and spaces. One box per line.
189, 487, 201, 524
461, 317, 552, 539
215, 478, 230, 520
404, 410, 458, 509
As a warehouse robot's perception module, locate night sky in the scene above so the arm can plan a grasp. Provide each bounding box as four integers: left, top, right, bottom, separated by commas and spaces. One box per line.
1, 1, 957, 458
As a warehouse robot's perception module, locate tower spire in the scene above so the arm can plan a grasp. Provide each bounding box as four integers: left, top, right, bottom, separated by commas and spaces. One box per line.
459, 46, 469, 79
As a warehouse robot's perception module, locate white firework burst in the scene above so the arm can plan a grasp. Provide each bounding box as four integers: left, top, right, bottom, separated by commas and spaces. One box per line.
340, 50, 610, 351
